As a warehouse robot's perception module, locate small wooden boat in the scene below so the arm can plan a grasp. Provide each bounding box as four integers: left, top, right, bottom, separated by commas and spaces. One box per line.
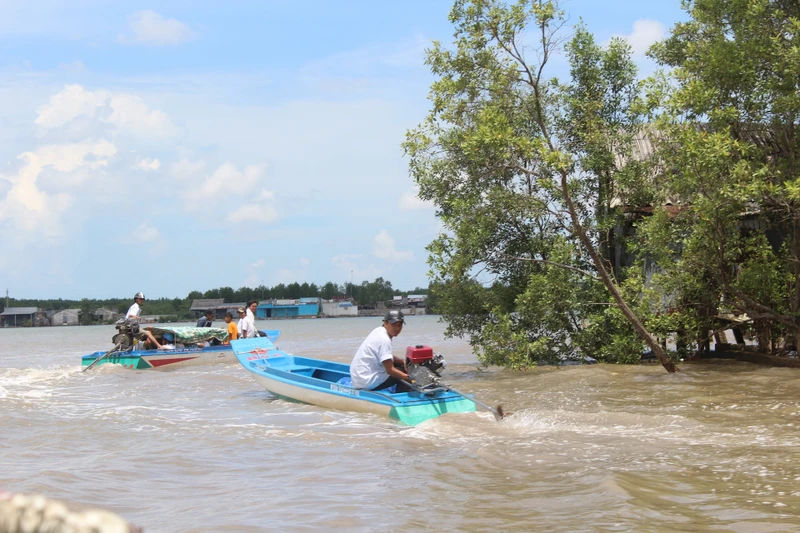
81, 326, 279, 370
232, 338, 479, 425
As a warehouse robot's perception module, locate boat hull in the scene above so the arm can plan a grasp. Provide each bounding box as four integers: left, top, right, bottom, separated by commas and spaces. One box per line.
232, 338, 476, 425
81, 345, 235, 370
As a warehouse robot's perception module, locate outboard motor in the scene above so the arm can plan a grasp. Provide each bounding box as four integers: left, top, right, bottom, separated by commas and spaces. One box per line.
406, 345, 447, 389
112, 318, 140, 349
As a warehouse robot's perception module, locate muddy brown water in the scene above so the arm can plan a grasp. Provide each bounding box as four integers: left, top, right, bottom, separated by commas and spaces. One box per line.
2, 316, 799, 532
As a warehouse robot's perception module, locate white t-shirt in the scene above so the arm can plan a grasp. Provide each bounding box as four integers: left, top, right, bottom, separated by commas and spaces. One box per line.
242, 309, 257, 338
350, 326, 394, 389
126, 302, 141, 319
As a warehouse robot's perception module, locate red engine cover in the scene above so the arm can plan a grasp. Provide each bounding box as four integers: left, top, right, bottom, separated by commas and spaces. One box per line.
406, 345, 433, 364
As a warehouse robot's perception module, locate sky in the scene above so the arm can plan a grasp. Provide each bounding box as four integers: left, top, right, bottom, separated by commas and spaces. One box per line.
0, 0, 688, 300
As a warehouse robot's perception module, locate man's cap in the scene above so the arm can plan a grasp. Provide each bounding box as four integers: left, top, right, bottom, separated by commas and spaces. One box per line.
237, 308, 246, 313
383, 309, 405, 324
134, 292, 145, 300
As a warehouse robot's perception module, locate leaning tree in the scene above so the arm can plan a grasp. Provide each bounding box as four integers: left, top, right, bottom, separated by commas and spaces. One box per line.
405, 0, 678, 371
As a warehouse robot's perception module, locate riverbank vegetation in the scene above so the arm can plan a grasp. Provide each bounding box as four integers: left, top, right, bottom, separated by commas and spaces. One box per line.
2, 278, 434, 325
405, 0, 800, 372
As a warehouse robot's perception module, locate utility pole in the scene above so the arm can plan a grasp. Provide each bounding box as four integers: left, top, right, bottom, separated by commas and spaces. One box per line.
5, 288, 8, 308
350, 270, 353, 299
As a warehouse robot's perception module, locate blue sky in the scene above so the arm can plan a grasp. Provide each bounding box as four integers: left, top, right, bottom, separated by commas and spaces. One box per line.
0, 0, 687, 300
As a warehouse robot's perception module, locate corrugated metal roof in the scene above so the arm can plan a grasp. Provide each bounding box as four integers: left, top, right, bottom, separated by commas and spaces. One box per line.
0, 307, 40, 315
189, 298, 225, 310
613, 125, 782, 211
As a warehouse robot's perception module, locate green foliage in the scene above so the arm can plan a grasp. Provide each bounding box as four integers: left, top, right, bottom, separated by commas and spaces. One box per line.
642, 0, 800, 352
344, 278, 396, 304
79, 298, 95, 326
2, 278, 435, 320
405, 0, 657, 369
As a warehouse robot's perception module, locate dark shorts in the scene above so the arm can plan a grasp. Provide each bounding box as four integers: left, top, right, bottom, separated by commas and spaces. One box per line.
373, 376, 400, 391
373, 377, 412, 393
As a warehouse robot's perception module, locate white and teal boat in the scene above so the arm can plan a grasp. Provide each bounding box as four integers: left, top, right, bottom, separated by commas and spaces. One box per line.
232, 338, 503, 426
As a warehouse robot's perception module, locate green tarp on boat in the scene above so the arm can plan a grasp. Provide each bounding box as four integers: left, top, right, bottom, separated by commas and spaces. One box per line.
148, 326, 230, 344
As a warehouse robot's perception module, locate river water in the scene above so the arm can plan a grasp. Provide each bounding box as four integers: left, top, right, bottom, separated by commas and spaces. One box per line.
2, 315, 800, 532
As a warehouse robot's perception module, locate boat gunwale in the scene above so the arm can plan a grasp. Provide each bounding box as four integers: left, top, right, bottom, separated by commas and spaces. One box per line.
81, 344, 232, 361
242, 353, 469, 407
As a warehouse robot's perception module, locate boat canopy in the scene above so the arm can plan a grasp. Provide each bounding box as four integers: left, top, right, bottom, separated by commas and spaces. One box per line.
149, 326, 229, 344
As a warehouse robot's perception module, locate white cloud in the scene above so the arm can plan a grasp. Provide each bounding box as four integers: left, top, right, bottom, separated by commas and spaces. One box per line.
252, 259, 266, 268
179, 162, 278, 224
373, 229, 413, 261
183, 162, 267, 205
35, 85, 103, 130
616, 19, 665, 55
131, 222, 167, 256
106, 93, 175, 136
132, 222, 160, 242
331, 254, 381, 283
227, 190, 279, 224
0, 140, 116, 237
33, 141, 116, 173
120, 10, 194, 46
35, 84, 176, 138
169, 158, 206, 181
275, 257, 311, 284
136, 157, 160, 171
398, 187, 433, 211
332, 254, 360, 271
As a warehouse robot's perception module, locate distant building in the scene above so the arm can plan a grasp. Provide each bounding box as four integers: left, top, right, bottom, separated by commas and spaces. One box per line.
407, 294, 428, 315
257, 298, 320, 319
94, 308, 119, 322
190, 299, 247, 320
50, 309, 80, 326
190, 299, 225, 319
388, 294, 428, 315
220, 303, 247, 317
0, 307, 48, 327
321, 299, 358, 318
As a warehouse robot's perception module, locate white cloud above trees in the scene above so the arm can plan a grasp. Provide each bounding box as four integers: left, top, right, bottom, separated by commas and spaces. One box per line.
35, 84, 176, 139
615, 19, 666, 55
373, 229, 413, 262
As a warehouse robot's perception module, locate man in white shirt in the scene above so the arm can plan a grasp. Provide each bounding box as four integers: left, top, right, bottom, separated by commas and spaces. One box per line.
126, 292, 145, 319
236, 307, 246, 339
124, 292, 163, 349
350, 310, 409, 390
241, 300, 259, 338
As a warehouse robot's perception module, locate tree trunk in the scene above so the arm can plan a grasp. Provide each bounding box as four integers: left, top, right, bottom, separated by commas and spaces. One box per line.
560, 171, 679, 373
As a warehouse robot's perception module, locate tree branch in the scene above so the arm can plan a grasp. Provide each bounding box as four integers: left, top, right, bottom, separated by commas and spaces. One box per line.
499, 253, 600, 280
